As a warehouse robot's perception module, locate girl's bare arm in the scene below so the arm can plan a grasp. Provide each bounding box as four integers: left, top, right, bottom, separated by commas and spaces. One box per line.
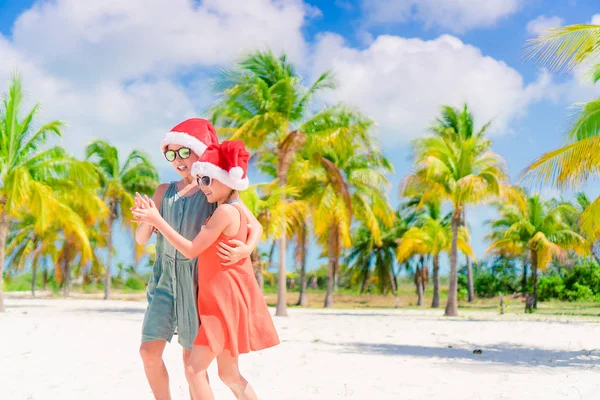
134, 184, 168, 245
154, 205, 233, 259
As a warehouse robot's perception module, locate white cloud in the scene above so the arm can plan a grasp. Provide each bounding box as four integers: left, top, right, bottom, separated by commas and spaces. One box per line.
592, 14, 600, 25
361, 0, 522, 33
311, 33, 555, 146
0, 0, 311, 171
11, 0, 309, 83
526, 15, 563, 37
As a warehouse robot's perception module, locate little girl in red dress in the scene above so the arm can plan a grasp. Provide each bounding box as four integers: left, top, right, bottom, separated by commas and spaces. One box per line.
133, 140, 279, 400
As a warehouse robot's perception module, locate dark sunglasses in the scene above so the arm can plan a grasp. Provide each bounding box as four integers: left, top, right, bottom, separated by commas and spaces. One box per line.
196, 175, 212, 187
164, 147, 191, 162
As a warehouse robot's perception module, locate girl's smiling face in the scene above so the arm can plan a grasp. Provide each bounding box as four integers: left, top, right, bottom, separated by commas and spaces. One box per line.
165, 144, 199, 178
197, 175, 231, 203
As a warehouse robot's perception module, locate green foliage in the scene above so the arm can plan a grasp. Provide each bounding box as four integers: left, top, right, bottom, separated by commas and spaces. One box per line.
459, 258, 520, 298
538, 274, 565, 301
563, 260, 600, 293
564, 282, 594, 302
124, 275, 146, 291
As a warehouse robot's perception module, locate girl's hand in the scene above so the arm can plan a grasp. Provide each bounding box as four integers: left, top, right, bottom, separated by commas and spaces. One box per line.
217, 234, 252, 266
132, 193, 161, 226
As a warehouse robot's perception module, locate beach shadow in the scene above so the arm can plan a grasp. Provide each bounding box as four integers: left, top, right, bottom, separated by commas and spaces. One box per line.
327, 341, 600, 369
4, 303, 50, 308
71, 307, 145, 314
307, 312, 409, 318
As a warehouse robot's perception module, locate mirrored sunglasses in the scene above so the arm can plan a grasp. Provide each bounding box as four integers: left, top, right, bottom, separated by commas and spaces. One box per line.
164, 147, 191, 162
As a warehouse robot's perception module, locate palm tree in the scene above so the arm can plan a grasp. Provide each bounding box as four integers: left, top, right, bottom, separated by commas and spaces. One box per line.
240, 182, 309, 293
294, 221, 310, 306
306, 146, 395, 308
522, 23, 600, 243
486, 191, 588, 309
523, 23, 600, 75
429, 105, 489, 303
211, 49, 374, 315
6, 214, 49, 296
402, 104, 508, 316
396, 199, 474, 308
0, 75, 89, 311
346, 220, 400, 296
86, 140, 158, 300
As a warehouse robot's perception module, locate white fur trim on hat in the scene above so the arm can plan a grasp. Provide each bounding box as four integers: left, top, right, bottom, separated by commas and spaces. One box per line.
192, 162, 249, 191
161, 131, 208, 156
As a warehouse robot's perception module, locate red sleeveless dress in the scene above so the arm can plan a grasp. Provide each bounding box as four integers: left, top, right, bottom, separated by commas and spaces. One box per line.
194, 202, 280, 356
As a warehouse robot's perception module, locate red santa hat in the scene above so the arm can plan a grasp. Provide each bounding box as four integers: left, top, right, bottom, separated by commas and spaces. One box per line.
191, 141, 250, 191
160, 118, 219, 156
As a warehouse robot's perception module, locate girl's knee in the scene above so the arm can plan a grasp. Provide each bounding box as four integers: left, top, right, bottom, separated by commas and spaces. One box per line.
185, 364, 209, 383
139, 343, 162, 366
218, 367, 245, 387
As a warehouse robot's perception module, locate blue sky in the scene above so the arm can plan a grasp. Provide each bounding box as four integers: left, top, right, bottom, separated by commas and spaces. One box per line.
1, 0, 599, 275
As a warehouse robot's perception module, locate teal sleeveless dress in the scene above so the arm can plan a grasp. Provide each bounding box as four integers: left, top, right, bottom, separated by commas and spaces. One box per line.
141, 182, 217, 349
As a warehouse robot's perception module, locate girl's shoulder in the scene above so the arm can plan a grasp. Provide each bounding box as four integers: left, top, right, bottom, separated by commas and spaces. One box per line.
153, 182, 173, 208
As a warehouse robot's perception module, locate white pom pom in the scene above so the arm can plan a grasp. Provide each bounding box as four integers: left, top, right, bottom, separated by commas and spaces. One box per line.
229, 167, 244, 180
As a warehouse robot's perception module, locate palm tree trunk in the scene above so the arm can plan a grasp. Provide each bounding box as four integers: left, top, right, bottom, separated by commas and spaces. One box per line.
444, 207, 461, 317
521, 261, 528, 294
422, 260, 428, 292
251, 248, 264, 292
276, 234, 288, 316
104, 215, 114, 300
267, 240, 276, 269
275, 131, 305, 316
416, 265, 424, 306
432, 254, 440, 308
388, 267, 397, 295
0, 209, 7, 312
31, 240, 41, 297
464, 208, 475, 303
360, 269, 370, 294
531, 250, 538, 309
31, 262, 38, 297
42, 266, 48, 290
63, 240, 71, 298
297, 223, 309, 307
324, 224, 338, 308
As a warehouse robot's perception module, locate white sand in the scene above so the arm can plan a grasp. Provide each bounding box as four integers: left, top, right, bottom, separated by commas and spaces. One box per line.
1, 297, 600, 400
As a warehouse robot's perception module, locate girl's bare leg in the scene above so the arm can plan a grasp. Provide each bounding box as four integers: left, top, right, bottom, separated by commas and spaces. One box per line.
216, 351, 258, 400
140, 340, 171, 400
185, 346, 217, 400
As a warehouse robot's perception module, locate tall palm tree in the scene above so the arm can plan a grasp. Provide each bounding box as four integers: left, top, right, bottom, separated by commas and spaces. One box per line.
486, 191, 588, 309
211, 49, 373, 316
402, 104, 508, 316
430, 105, 489, 303
86, 140, 158, 300
0, 75, 91, 311
307, 147, 395, 308
396, 200, 474, 308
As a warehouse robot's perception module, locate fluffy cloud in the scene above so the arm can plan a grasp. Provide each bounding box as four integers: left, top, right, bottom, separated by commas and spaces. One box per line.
526, 15, 563, 37
361, 0, 522, 33
592, 14, 600, 25
0, 0, 311, 169
11, 0, 309, 82
311, 33, 554, 146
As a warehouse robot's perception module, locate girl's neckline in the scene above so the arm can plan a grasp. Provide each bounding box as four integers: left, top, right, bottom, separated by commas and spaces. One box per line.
225, 199, 239, 205
174, 181, 201, 199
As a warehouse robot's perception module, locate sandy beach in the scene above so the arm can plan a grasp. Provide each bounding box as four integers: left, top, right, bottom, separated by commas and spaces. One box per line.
1, 297, 600, 400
